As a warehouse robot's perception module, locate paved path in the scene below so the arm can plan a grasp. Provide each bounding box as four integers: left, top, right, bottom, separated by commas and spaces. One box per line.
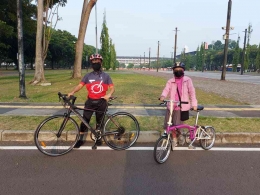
0, 102, 260, 118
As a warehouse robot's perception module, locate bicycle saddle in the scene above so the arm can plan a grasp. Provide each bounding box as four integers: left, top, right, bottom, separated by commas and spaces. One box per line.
191, 105, 204, 111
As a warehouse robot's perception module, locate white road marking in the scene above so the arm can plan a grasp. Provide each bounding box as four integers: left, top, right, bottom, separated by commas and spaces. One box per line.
1, 146, 260, 151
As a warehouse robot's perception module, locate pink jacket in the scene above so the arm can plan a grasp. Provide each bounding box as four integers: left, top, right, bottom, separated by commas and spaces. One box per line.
161, 76, 198, 111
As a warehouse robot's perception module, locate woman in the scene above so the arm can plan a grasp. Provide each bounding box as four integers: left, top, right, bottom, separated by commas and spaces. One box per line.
160, 62, 197, 146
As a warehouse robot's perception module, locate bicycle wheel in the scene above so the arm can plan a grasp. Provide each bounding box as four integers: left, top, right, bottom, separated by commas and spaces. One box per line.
103, 112, 140, 150
199, 126, 216, 150
153, 136, 171, 164
34, 115, 80, 156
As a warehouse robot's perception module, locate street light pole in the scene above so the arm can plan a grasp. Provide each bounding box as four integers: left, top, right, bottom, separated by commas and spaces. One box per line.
149, 48, 151, 70
140, 55, 141, 68
173, 27, 179, 64
144, 52, 145, 67
95, 3, 98, 54
241, 29, 247, 75
157, 41, 160, 72
221, 0, 232, 81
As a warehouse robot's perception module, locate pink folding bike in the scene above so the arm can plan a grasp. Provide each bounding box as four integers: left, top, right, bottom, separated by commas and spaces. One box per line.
154, 100, 216, 164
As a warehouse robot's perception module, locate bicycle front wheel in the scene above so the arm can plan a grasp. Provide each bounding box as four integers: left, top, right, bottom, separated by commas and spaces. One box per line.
199, 126, 216, 150
153, 136, 171, 164
103, 112, 140, 150
34, 115, 80, 156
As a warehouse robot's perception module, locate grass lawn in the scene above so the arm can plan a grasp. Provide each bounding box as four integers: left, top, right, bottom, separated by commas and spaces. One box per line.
1, 115, 260, 133
0, 69, 257, 133
0, 69, 245, 105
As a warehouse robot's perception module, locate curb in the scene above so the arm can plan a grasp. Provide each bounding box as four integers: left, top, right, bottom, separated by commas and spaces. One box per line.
1, 130, 260, 144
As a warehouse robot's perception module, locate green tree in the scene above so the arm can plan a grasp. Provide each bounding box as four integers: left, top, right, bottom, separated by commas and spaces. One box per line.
48, 29, 95, 69
214, 40, 224, 50
119, 63, 126, 68
185, 54, 191, 70
228, 40, 237, 49
127, 63, 134, 69
100, 12, 110, 70
180, 50, 185, 63
244, 50, 249, 71
0, 20, 14, 65
248, 44, 258, 70
109, 39, 116, 70
232, 37, 240, 72
0, 0, 36, 68
48, 30, 77, 69
200, 42, 205, 72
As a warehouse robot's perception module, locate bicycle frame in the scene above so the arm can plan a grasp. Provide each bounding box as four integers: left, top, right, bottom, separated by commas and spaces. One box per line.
164, 100, 213, 149
59, 98, 122, 141
163, 99, 200, 148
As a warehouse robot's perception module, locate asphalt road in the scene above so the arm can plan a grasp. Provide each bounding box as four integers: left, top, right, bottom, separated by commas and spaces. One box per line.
1, 145, 260, 195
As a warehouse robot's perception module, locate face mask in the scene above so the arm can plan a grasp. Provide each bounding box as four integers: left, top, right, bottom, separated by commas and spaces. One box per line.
92, 63, 101, 71
174, 70, 184, 78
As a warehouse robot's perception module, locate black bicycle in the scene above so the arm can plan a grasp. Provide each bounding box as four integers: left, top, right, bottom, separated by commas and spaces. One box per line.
34, 92, 140, 157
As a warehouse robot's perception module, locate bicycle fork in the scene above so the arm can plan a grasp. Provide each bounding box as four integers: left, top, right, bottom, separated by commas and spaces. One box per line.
57, 113, 70, 138
163, 133, 174, 151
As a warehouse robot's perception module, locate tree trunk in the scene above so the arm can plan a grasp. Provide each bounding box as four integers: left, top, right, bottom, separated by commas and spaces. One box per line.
17, 0, 27, 98
72, 0, 97, 79
31, 0, 45, 85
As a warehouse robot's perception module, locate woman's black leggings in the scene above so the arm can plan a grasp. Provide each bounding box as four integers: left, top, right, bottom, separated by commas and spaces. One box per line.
80, 98, 107, 132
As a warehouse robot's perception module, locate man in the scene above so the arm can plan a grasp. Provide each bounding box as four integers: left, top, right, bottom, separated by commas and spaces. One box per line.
68, 54, 115, 148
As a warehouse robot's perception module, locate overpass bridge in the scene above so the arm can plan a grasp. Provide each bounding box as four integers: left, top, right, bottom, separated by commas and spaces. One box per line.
116, 51, 196, 66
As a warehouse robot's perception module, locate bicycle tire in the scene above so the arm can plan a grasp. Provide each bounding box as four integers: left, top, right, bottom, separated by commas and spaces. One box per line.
199, 126, 216, 150
34, 115, 80, 156
153, 136, 171, 164
103, 112, 140, 150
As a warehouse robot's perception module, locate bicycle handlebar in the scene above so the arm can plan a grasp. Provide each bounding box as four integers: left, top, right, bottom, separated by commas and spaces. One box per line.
58, 92, 117, 107
159, 99, 188, 106
58, 92, 77, 105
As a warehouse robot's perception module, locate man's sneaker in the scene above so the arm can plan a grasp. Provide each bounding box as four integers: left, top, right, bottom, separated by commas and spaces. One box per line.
74, 140, 84, 148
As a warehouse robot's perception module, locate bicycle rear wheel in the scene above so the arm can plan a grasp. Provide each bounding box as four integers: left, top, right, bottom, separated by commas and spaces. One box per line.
34, 115, 79, 156
153, 136, 171, 164
103, 112, 140, 150
199, 126, 216, 150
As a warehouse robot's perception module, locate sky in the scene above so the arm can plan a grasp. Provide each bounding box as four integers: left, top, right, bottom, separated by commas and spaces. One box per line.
56, 0, 260, 58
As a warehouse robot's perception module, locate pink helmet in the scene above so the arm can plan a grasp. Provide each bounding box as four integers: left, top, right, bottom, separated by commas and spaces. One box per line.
89, 54, 103, 61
